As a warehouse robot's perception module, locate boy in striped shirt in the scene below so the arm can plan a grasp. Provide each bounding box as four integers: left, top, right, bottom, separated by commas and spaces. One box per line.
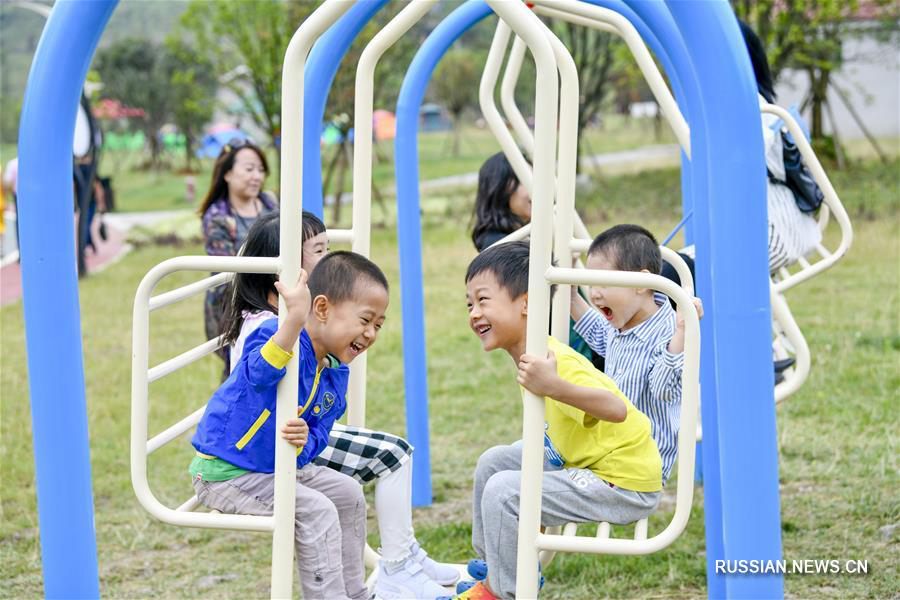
571, 224, 703, 487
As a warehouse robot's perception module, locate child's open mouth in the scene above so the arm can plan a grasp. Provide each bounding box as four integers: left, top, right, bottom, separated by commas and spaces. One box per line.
475, 324, 492, 336
349, 341, 366, 356
600, 307, 613, 321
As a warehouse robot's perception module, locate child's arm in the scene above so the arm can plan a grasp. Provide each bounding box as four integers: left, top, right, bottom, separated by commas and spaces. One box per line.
270, 270, 312, 354
570, 285, 592, 321
570, 287, 610, 357
667, 297, 703, 355
518, 351, 627, 423
649, 297, 703, 404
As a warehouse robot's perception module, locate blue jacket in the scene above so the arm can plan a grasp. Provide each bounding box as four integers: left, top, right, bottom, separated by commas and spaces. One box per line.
191, 319, 349, 472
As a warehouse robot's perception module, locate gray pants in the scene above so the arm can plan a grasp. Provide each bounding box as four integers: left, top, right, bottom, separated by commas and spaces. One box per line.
472, 442, 661, 599
193, 464, 368, 600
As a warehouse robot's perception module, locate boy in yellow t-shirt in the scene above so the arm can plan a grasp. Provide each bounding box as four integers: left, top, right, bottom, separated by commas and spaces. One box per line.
459, 241, 662, 600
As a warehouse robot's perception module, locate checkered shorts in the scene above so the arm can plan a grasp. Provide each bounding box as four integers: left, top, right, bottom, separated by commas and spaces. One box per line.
312, 424, 413, 484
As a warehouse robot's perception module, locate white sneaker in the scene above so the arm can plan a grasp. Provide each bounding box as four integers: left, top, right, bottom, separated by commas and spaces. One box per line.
410, 541, 460, 586
373, 557, 448, 600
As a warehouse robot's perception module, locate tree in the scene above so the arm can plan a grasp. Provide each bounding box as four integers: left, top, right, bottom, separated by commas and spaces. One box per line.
163, 38, 217, 171
432, 49, 480, 156
177, 1, 317, 155
94, 38, 174, 168
734, 0, 857, 140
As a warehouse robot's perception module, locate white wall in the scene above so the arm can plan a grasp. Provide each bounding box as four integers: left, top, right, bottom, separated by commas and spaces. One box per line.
774, 28, 900, 141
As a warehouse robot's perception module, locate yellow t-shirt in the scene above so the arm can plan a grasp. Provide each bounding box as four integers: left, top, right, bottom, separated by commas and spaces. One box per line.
529, 336, 662, 492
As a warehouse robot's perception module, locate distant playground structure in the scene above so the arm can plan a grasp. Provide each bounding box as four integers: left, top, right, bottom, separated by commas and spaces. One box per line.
16, 1, 852, 599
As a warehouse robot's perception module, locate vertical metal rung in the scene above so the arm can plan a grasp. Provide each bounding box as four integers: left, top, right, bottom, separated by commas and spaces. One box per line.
634, 518, 648, 540
815, 243, 832, 259
596, 522, 611, 538
176, 495, 202, 512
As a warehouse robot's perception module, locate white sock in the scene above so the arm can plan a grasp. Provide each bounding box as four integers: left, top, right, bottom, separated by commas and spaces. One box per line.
375, 457, 416, 565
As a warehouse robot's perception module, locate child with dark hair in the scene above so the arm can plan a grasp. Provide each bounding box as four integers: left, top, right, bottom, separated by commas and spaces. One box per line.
211, 212, 455, 600
470, 152, 531, 251
457, 240, 663, 600
192, 228, 387, 599
296, 212, 459, 599
571, 224, 703, 490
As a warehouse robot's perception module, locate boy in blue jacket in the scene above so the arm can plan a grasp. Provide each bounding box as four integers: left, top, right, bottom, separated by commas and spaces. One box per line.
191, 241, 389, 600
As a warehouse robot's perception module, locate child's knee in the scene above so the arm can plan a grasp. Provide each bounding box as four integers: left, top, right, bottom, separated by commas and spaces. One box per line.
475, 444, 517, 479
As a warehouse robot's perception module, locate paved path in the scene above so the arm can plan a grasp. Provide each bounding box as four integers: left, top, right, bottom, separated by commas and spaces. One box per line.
0, 210, 177, 307
0, 145, 679, 307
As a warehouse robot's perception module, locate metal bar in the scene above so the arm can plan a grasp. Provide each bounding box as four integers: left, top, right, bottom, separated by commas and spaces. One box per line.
762, 102, 853, 293
326, 228, 354, 244
271, 2, 356, 596
131, 256, 283, 543
531, 0, 690, 157
634, 518, 648, 541
771, 288, 810, 403
541, 266, 700, 556
150, 272, 231, 312
500, 36, 534, 158
348, 0, 436, 431
485, 2, 559, 596
176, 495, 202, 512
146, 405, 207, 455
147, 337, 222, 383
815, 243, 832, 260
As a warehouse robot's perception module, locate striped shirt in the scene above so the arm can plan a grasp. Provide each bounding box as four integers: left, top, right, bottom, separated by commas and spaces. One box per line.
573, 293, 683, 484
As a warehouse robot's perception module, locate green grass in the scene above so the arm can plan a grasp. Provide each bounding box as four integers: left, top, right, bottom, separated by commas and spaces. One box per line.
23, 116, 672, 214
1, 159, 898, 598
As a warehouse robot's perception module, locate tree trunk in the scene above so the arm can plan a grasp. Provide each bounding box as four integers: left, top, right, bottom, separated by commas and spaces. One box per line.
807, 68, 831, 141
331, 139, 347, 224
184, 136, 194, 171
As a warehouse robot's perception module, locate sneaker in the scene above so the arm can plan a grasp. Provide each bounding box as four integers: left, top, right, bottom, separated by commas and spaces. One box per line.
374, 557, 448, 600
411, 540, 460, 586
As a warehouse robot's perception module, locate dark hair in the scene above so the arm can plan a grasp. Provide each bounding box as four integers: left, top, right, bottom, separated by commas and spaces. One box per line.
471, 153, 526, 250
588, 224, 661, 274
738, 20, 776, 103
302, 210, 326, 243
465, 240, 531, 299
308, 251, 389, 303
198, 140, 269, 216
221, 214, 388, 347
221, 211, 280, 346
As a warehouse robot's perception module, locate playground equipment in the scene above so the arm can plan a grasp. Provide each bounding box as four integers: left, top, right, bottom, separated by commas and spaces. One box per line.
18, 1, 832, 598
484, 7, 853, 409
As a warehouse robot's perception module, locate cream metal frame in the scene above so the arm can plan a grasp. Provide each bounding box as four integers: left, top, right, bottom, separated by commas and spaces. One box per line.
129, 2, 704, 598
476, 4, 700, 591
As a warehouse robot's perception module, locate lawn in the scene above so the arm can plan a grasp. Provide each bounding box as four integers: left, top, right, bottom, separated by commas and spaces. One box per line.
0, 159, 897, 598
19, 115, 673, 214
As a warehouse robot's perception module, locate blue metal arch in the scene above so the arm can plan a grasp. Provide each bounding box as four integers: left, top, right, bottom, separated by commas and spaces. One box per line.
302, 0, 389, 218
665, 3, 783, 596
394, 0, 495, 506
17, 0, 119, 596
